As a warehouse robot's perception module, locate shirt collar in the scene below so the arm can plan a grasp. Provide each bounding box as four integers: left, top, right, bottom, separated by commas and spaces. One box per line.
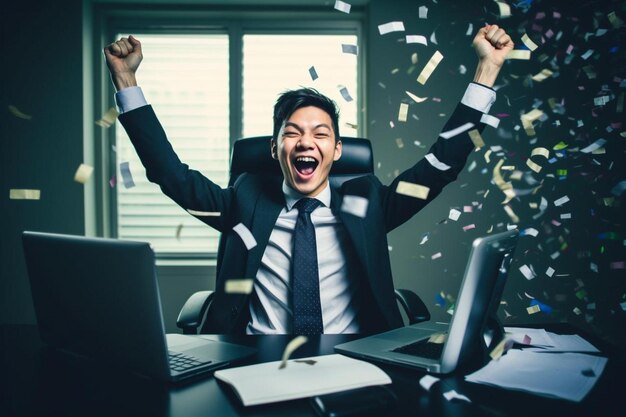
282, 180, 331, 211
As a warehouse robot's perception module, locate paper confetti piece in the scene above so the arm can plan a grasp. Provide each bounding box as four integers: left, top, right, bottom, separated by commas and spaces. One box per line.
341, 195, 369, 218
9, 189, 41, 200
419, 5, 428, 18
425, 153, 451, 171
119, 161, 136, 189
443, 390, 471, 403
378, 21, 405, 35
417, 51, 443, 85
506, 50, 531, 60
341, 44, 358, 55
333, 0, 351, 13
463, 224, 476, 231
396, 181, 430, 200
432, 252, 442, 260
419, 375, 440, 391
398, 103, 409, 122
308, 66, 318, 81
187, 209, 221, 217
527, 305, 541, 314
279, 336, 308, 369
406, 35, 427, 45
519, 264, 536, 280
489, 338, 514, 360
480, 114, 500, 128
406, 91, 428, 103
449, 208, 461, 221
494, 1, 511, 17
468, 129, 485, 148
554, 196, 570, 206
73, 163, 94, 184
580, 138, 606, 154
440, 122, 474, 139
546, 267, 555, 277
233, 223, 257, 250
532, 69, 553, 82
95, 107, 119, 128
8, 105, 32, 120
339, 86, 353, 102
428, 333, 447, 344
225, 279, 255, 294
521, 33, 539, 51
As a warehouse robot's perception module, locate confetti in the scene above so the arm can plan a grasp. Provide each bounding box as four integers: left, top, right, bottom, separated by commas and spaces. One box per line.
449, 208, 461, 221
468, 129, 485, 148
463, 224, 476, 231
419, 5, 428, 19
506, 50, 531, 60
580, 138, 606, 154
480, 114, 500, 128
308, 66, 318, 81
339, 86, 353, 102
225, 279, 255, 294
419, 375, 439, 391
519, 264, 536, 280
440, 122, 474, 139
554, 196, 570, 207
425, 153, 451, 171
521, 33, 539, 51
527, 305, 541, 314
341, 195, 369, 218
417, 51, 443, 85
9, 189, 40, 200
443, 390, 471, 403
490, 338, 514, 360
396, 181, 430, 200
187, 209, 221, 217
341, 44, 358, 55
73, 163, 94, 184
546, 267, 555, 277
378, 21, 405, 35
8, 105, 32, 120
333, 0, 351, 13
119, 161, 136, 189
532, 69, 553, 82
406, 35, 427, 45
432, 252, 442, 260
428, 333, 447, 344
494, 1, 511, 18
95, 107, 119, 128
398, 103, 409, 122
406, 91, 428, 103
279, 336, 308, 369
233, 223, 257, 250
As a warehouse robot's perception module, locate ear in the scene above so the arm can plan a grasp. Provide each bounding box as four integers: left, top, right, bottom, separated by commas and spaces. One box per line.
271, 139, 278, 160
333, 140, 342, 161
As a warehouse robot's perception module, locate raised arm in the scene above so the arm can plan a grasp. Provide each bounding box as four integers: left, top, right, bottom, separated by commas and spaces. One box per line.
104, 35, 142, 91
472, 24, 514, 87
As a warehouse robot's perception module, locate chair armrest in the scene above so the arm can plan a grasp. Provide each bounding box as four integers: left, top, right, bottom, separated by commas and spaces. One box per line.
395, 289, 430, 325
176, 290, 215, 334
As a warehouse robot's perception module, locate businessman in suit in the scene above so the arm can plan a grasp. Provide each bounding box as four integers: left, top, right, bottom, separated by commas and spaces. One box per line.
104, 25, 513, 335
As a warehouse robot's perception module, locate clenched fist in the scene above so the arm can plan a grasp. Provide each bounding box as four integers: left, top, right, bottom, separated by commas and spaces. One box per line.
471, 25, 514, 87
103, 35, 143, 91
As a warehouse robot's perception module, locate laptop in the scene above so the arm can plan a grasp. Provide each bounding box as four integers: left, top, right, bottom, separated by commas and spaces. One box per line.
22, 231, 256, 383
335, 229, 519, 374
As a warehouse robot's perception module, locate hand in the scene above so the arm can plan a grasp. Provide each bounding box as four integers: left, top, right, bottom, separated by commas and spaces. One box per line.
471, 25, 514, 87
103, 35, 143, 90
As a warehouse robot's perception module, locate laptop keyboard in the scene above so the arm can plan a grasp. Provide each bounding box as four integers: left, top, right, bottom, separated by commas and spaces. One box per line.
168, 351, 212, 372
392, 339, 444, 359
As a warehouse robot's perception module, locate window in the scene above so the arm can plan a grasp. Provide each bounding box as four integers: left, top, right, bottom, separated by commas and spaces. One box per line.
104, 11, 362, 259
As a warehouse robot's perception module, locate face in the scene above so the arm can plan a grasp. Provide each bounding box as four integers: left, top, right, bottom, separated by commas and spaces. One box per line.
272, 106, 342, 197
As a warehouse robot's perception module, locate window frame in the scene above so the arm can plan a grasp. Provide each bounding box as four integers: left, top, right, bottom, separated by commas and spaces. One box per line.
93, 5, 366, 262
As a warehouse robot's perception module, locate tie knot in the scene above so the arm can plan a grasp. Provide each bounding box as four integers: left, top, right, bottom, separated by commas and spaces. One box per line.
294, 198, 322, 214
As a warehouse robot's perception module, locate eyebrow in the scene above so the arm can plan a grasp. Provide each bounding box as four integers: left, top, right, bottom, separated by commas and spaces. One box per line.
283, 122, 332, 133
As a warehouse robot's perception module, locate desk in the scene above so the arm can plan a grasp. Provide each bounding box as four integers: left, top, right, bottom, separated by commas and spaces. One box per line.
1, 325, 623, 417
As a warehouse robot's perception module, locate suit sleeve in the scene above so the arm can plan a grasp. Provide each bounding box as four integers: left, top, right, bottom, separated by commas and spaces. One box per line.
118, 105, 234, 232
380, 102, 486, 232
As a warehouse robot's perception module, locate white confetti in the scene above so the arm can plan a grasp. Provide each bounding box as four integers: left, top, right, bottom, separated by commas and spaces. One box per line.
449, 208, 461, 221
419, 375, 439, 391
233, 223, 257, 250
521, 33, 539, 51
554, 196, 570, 206
480, 114, 500, 128
341, 195, 369, 218
439, 122, 474, 139
546, 267, 555, 277
333, 0, 351, 13
187, 209, 221, 217
119, 161, 136, 189
506, 50, 531, 60
580, 138, 606, 153
424, 153, 451, 171
73, 163, 94, 184
406, 35, 428, 45
443, 389, 471, 402
378, 21, 405, 35
519, 264, 536, 280
9, 189, 41, 200
419, 5, 428, 19
406, 91, 428, 103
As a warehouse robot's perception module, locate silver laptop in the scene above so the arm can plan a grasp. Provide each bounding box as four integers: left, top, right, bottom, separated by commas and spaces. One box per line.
335, 229, 518, 374
22, 231, 256, 383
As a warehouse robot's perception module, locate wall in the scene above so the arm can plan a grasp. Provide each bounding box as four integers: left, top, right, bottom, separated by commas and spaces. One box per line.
366, 0, 625, 347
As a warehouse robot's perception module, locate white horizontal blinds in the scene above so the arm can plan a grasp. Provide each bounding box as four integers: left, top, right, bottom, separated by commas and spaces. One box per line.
242, 34, 359, 138
115, 34, 229, 254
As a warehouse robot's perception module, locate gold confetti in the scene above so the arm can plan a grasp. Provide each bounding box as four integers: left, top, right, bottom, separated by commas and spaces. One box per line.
503, 204, 519, 223
526, 305, 541, 314
73, 163, 94, 184
225, 279, 255, 294
406, 91, 428, 103
8, 105, 32, 120
398, 103, 409, 122
95, 107, 119, 128
279, 336, 308, 369
521, 108, 544, 136
494, 1, 511, 17
531, 69, 553, 82
417, 51, 444, 85
396, 181, 430, 200
506, 50, 531, 60
468, 129, 485, 148
521, 33, 539, 51
9, 189, 41, 200
428, 333, 447, 344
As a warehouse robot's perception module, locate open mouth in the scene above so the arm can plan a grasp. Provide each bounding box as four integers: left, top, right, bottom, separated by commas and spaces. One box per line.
293, 156, 319, 177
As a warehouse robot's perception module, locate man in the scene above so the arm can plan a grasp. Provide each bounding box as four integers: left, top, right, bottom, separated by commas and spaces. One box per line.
104, 25, 513, 335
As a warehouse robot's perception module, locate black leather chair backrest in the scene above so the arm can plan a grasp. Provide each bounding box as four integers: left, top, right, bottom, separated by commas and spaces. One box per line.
229, 136, 373, 188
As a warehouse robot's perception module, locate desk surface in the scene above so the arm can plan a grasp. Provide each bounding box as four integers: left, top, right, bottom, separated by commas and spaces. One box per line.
1, 324, 624, 417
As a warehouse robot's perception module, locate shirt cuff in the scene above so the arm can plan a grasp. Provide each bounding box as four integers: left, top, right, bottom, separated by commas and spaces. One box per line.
461, 82, 496, 114
115, 86, 148, 113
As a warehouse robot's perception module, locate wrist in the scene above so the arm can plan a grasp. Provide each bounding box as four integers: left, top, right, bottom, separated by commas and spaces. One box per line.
473, 61, 501, 88
112, 72, 137, 91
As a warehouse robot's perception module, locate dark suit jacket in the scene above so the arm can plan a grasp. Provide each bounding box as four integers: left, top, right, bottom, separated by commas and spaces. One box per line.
119, 101, 486, 334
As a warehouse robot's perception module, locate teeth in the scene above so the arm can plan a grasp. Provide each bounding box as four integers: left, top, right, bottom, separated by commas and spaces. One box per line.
296, 156, 316, 163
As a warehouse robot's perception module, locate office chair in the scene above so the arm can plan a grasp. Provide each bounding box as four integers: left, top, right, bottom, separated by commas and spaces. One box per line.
176, 136, 430, 334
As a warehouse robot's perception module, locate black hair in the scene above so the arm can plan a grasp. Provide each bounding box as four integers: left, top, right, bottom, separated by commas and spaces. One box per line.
272, 87, 340, 142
